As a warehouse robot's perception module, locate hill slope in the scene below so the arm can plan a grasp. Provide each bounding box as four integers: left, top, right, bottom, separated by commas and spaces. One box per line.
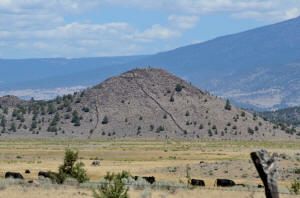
260, 106, 300, 127
0, 68, 296, 139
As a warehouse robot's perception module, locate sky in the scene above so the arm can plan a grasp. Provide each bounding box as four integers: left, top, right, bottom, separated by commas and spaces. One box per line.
0, 0, 300, 58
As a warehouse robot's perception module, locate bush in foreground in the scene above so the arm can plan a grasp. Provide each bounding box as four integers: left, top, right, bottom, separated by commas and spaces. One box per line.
290, 180, 300, 195
93, 171, 130, 198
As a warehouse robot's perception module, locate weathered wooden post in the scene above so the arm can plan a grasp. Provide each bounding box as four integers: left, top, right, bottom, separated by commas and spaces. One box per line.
251, 150, 279, 198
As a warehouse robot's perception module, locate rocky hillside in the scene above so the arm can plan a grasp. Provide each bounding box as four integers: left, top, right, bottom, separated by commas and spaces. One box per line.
0, 68, 297, 139
260, 106, 300, 128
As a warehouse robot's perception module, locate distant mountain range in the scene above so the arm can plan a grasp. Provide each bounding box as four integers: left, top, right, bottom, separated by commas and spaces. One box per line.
1, 16, 300, 110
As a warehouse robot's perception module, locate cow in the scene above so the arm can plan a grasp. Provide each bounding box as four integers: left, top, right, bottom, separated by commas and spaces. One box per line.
38, 171, 61, 184
25, 169, 31, 174
258, 184, 264, 188
91, 160, 101, 166
38, 171, 51, 178
190, 179, 205, 187
134, 176, 156, 184
215, 179, 236, 187
5, 172, 24, 180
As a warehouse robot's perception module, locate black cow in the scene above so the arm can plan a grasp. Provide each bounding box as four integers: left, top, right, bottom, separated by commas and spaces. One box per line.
38, 171, 51, 178
25, 169, 31, 174
258, 184, 264, 188
5, 172, 24, 179
190, 179, 205, 187
134, 176, 156, 184
215, 179, 236, 187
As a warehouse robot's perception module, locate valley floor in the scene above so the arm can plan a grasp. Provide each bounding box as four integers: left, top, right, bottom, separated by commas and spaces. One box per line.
0, 139, 299, 197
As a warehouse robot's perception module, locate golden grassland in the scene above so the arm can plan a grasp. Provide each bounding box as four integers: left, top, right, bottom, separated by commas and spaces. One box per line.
0, 139, 299, 197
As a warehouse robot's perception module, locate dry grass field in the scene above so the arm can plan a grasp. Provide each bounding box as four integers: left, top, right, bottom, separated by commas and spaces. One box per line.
0, 139, 299, 197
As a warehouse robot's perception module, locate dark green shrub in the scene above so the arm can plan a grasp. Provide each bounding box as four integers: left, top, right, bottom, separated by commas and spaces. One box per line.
71, 111, 80, 126
10, 122, 16, 132
199, 124, 203, 129
185, 111, 190, 117
156, 126, 165, 133
175, 84, 183, 92
224, 99, 231, 110
241, 111, 246, 117
102, 116, 109, 125
170, 95, 174, 102
150, 124, 154, 131
53, 149, 89, 184
82, 107, 90, 113
248, 127, 254, 135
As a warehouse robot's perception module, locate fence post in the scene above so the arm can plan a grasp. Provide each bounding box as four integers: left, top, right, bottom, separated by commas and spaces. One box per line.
250, 150, 279, 198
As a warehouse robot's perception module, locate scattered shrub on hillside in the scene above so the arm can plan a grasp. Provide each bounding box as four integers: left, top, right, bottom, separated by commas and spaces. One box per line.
175, 84, 183, 92
199, 124, 204, 129
3, 107, 8, 114
31, 120, 37, 130
208, 129, 213, 137
71, 111, 80, 126
156, 126, 165, 133
82, 107, 90, 113
224, 99, 231, 110
137, 126, 141, 134
248, 127, 254, 135
47, 103, 56, 115
150, 125, 154, 131
241, 111, 246, 117
185, 111, 190, 117
0, 116, 6, 128
102, 116, 109, 125
170, 95, 174, 102
75, 98, 81, 104
9, 122, 16, 132
253, 113, 257, 121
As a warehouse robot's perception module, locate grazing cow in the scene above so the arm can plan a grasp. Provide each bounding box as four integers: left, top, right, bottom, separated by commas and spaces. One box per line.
190, 179, 205, 187
91, 160, 101, 166
38, 171, 51, 178
5, 172, 24, 180
134, 176, 156, 184
215, 179, 236, 187
25, 169, 31, 174
258, 184, 264, 188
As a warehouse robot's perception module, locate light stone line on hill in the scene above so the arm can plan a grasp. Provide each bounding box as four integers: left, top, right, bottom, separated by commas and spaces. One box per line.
89, 95, 101, 139
130, 71, 186, 133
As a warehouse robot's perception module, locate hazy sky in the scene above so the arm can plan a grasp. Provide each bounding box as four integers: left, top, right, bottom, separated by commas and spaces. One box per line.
0, 0, 300, 58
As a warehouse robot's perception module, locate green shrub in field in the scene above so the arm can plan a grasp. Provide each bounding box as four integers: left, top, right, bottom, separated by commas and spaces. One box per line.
50, 149, 89, 184
93, 171, 130, 198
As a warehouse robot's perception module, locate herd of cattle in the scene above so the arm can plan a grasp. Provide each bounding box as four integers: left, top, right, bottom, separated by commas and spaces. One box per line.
4, 170, 263, 188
